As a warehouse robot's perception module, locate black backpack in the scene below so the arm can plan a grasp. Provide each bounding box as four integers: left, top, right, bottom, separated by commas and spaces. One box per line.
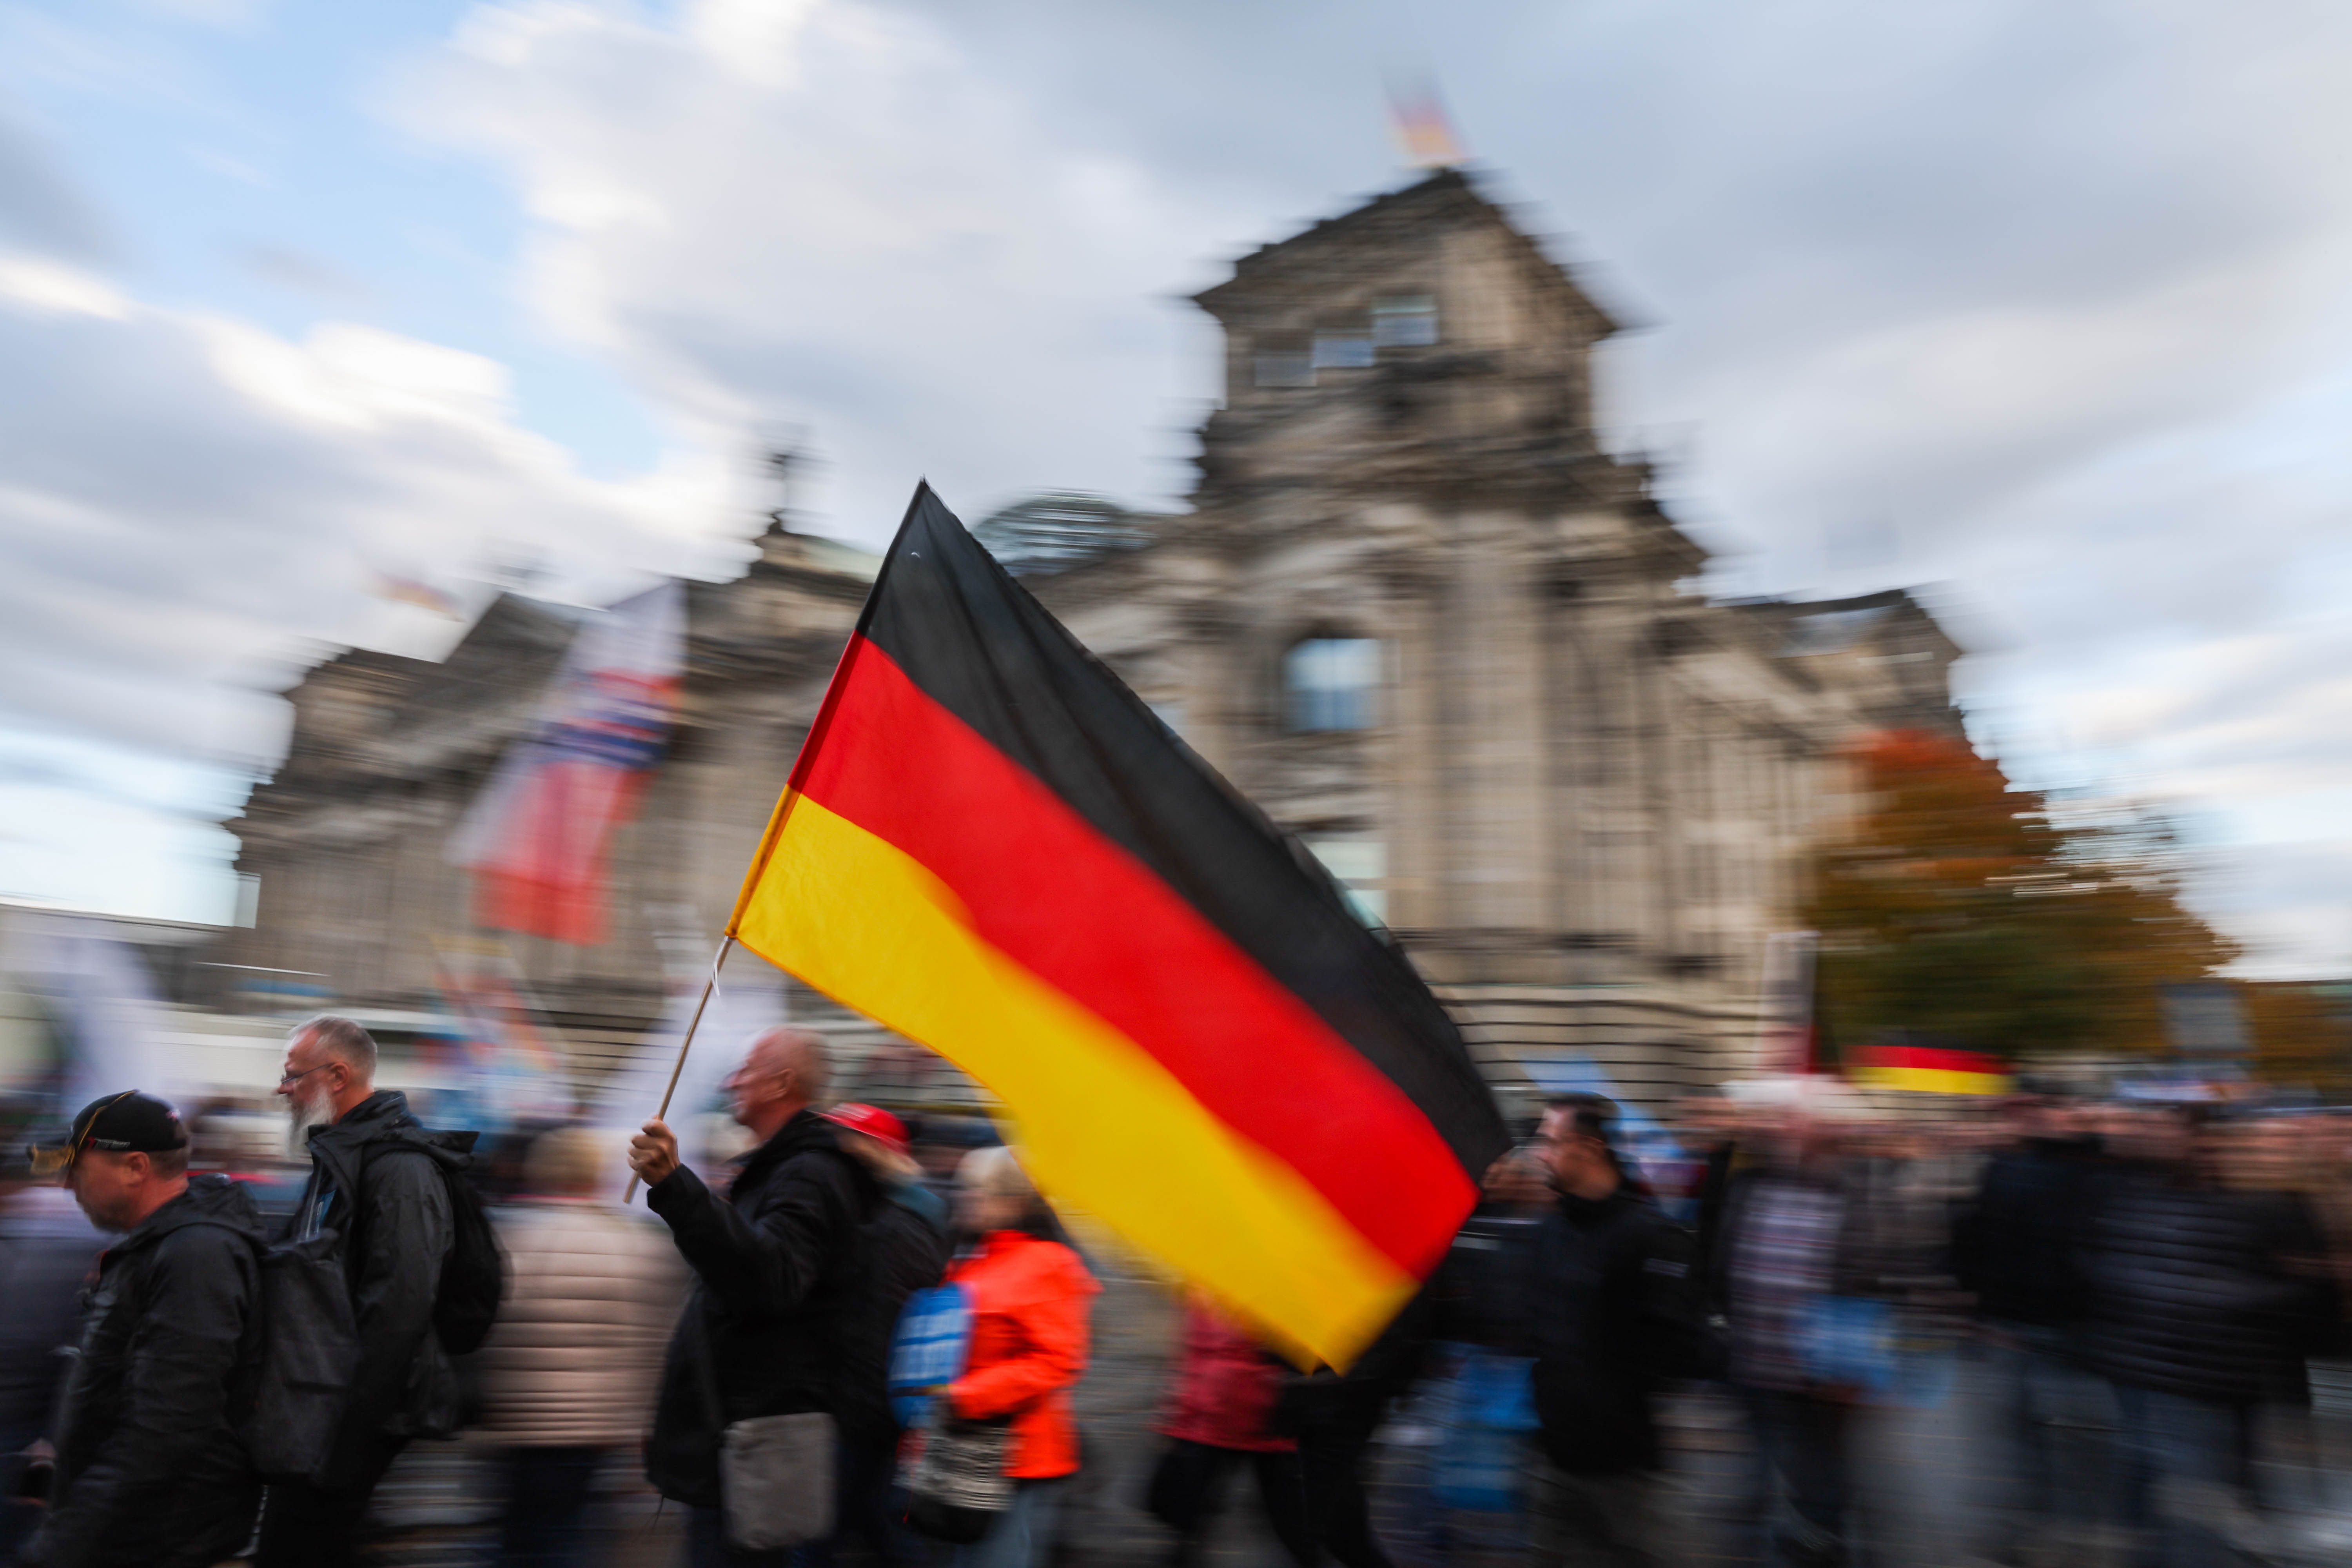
352, 1130, 504, 1355
432, 1159, 503, 1354
385, 1131, 504, 1356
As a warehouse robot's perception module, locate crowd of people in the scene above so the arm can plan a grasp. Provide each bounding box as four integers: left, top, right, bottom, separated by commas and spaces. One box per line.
4, 1018, 2352, 1568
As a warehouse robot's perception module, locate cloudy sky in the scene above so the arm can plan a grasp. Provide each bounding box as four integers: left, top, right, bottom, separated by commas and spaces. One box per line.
2, 0, 2348, 976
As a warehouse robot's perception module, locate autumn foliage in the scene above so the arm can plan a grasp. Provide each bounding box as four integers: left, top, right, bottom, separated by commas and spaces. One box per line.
1806, 730, 2237, 1064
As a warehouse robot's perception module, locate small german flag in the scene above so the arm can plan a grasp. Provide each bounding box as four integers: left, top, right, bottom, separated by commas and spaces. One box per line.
729, 485, 1506, 1366
1852, 1041, 2013, 1096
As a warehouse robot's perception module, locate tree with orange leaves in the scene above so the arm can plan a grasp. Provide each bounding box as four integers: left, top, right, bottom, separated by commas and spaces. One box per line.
1806, 729, 2237, 1063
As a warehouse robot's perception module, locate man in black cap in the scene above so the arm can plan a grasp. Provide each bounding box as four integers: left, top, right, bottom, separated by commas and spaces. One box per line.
18, 1091, 268, 1568
254, 1014, 477, 1568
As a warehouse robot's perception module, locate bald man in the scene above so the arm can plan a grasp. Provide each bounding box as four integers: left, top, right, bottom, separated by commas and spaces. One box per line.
628, 1029, 880, 1565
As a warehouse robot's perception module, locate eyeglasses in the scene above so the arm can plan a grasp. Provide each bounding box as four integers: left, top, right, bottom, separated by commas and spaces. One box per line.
278, 1064, 330, 1089
25, 1090, 136, 1180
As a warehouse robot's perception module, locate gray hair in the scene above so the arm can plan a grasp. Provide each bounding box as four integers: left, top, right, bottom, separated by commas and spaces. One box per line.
959, 1143, 1036, 1201
751, 1027, 832, 1105
295, 1014, 378, 1083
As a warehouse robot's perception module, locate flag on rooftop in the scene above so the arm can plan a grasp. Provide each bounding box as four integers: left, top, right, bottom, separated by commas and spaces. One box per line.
1387, 76, 1466, 169
726, 484, 1507, 1367
371, 570, 466, 619
449, 580, 684, 945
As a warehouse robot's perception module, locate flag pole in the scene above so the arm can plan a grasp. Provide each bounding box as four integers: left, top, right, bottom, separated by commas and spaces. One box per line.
625, 933, 736, 1205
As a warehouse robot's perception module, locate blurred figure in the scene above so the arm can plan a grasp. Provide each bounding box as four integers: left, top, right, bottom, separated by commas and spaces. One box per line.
472, 1126, 683, 1568
1418, 1149, 1550, 1557
627, 1029, 878, 1568
18, 1092, 267, 1568
937, 1146, 1097, 1568
2083, 1106, 2339, 1567
1145, 1291, 1312, 1567
1430, 1146, 1550, 1357
818, 1103, 949, 1568
0, 1113, 102, 1563
258, 1016, 481, 1568
1717, 1103, 1919, 1568
1276, 1289, 1433, 1568
1519, 1094, 1711, 1567
1951, 1095, 2114, 1563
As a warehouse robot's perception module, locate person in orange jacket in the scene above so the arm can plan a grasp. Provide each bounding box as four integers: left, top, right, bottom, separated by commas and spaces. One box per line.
940, 1145, 1099, 1568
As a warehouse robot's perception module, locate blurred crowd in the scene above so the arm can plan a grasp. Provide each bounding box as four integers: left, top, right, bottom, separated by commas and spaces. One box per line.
5, 1024, 2352, 1568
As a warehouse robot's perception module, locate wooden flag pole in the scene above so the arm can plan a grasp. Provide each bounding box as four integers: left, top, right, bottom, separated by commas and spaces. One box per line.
625, 933, 737, 1205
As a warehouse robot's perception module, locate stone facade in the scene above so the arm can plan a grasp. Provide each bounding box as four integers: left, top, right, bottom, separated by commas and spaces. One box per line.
1020, 171, 1960, 1109
220, 170, 1961, 1115
218, 528, 885, 1079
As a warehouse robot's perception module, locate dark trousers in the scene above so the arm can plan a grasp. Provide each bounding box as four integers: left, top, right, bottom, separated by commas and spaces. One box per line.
1746, 1389, 1853, 1567
253, 1436, 408, 1568
1980, 1322, 2116, 1556
795, 1436, 916, 1568
0, 1425, 39, 1568
1526, 1458, 1659, 1568
496, 1446, 610, 1568
1298, 1421, 1391, 1568
1146, 1438, 1314, 1566
2112, 1383, 2253, 1568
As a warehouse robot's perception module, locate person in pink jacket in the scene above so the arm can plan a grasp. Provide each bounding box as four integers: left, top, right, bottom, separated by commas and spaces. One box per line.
1147, 1292, 1313, 1566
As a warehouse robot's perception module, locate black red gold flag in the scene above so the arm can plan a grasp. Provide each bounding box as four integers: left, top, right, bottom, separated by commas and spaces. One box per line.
728, 484, 1506, 1365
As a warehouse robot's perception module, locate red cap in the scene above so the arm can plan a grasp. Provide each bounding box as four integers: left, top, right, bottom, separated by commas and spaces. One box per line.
823, 1103, 909, 1157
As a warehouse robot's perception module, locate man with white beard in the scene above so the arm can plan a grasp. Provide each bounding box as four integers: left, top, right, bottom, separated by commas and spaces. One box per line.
254, 1016, 476, 1568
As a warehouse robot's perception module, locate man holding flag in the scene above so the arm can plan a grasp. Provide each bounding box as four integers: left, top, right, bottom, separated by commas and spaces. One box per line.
626, 1029, 877, 1566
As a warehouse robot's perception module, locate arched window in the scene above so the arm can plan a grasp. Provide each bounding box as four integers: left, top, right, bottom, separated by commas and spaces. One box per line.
1283, 637, 1380, 732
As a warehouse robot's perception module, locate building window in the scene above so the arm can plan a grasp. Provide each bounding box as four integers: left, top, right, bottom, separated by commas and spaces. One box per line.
1313, 333, 1375, 369
1305, 837, 1388, 926
1283, 637, 1380, 732
1255, 350, 1314, 388
1372, 294, 1439, 347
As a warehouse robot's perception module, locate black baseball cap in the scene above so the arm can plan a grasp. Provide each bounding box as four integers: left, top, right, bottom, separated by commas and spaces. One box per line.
27, 1091, 189, 1179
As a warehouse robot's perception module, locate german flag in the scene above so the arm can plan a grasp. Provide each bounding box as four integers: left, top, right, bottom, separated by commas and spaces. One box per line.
1852, 1041, 2012, 1096
728, 485, 1506, 1367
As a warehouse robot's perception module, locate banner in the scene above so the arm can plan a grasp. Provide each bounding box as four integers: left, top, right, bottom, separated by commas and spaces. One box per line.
448, 581, 684, 944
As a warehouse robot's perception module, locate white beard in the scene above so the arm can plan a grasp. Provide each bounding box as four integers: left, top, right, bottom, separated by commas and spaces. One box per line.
286, 1091, 333, 1158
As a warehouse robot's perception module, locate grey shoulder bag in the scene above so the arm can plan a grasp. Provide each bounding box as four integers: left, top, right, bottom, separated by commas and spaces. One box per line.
695, 1311, 836, 1551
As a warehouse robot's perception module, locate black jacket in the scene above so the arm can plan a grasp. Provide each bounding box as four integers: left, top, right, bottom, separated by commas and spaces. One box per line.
1523, 1186, 1707, 1475
290, 1090, 472, 1474
1952, 1136, 2101, 1328
836, 1183, 949, 1449
1432, 1205, 1546, 1354
2082, 1163, 2338, 1405
644, 1110, 879, 1506
28, 1175, 266, 1568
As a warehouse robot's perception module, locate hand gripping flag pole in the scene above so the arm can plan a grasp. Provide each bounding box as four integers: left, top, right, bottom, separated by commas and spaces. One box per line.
623, 934, 735, 1205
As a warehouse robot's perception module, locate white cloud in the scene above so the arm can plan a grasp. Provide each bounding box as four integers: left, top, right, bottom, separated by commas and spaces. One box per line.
0, 252, 129, 318
389, 0, 1239, 536
0, 248, 746, 770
